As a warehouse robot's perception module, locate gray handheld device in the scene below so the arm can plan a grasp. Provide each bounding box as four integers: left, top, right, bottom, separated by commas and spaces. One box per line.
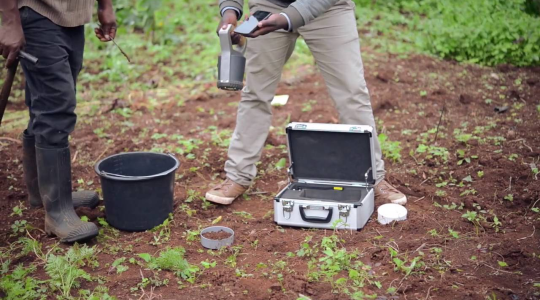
217, 24, 247, 91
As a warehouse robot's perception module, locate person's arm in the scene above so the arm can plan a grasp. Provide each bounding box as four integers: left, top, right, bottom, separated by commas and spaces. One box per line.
283, 0, 340, 32
219, 0, 244, 19
216, 1, 242, 45
249, 0, 339, 38
94, 0, 117, 42
0, 0, 25, 68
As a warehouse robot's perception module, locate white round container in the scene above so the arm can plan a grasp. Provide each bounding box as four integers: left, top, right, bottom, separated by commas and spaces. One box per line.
377, 204, 407, 225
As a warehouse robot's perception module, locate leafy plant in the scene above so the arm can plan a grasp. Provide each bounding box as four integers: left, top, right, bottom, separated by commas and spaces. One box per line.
306, 235, 380, 297
0, 264, 47, 300
388, 247, 425, 276
275, 158, 287, 170
140, 247, 200, 283
45, 245, 96, 298
356, 0, 540, 66
379, 133, 402, 163
504, 194, 514, 202
111, 257, 129, 274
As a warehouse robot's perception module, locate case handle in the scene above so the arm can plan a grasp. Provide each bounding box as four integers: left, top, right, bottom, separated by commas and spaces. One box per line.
299, 205, 333, 223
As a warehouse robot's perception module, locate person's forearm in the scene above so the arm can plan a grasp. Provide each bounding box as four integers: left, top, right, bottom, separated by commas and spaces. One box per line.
219, 0, 244, 18
97, 0, 113, 9
283, 0, 339, 31
0, 0, 21, 25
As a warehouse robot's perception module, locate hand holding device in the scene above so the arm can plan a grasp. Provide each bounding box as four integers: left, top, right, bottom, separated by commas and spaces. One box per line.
249, 14, 289, 37
217, 10, 243, 45
234, 11, 272, 36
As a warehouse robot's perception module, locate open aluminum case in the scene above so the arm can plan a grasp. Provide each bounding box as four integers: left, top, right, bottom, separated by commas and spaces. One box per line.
274, 123, 376, 230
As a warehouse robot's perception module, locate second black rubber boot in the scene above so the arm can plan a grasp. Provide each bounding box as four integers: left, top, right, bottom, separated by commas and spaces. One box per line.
22, 132, 100, 209
36, 145, 99, 243
22, 132, 42, 207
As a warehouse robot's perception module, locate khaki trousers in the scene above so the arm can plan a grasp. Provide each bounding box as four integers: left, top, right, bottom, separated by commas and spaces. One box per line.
225, 0, 385, 186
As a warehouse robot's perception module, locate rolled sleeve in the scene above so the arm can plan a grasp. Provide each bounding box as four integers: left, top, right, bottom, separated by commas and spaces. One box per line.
279, 13, 292, 32
219, 1, 243, 19
281, 5, 305, 32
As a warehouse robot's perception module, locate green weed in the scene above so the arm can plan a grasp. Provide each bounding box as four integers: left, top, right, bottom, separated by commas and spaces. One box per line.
139, 247, 199, 284
45, 245, 96, 298
379, 133, 402, 163
388, 247, 425, 276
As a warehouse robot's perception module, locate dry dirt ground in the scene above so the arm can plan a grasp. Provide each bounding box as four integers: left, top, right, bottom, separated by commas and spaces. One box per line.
1, 51, 540, 299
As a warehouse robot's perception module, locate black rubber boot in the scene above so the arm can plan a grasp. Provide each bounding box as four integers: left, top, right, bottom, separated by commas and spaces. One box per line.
36, 145, 98, 243
22, 133, 100, 209
22, 132, 42, 207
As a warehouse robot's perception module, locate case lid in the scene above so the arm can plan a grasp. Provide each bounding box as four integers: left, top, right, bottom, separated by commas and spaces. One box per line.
286, 123, 376, 185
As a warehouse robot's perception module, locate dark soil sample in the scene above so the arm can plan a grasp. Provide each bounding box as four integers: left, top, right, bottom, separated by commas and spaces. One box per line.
202, 230, 232, 240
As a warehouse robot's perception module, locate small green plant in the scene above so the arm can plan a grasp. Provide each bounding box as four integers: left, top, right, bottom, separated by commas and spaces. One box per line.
491, 215, 503, 233
435, 190, 447, 197
460, 188, 477, 197
183, 228, 201, 244
462, 210, 479, 224
225, 246, 243, 268
301, 100, 316, 112
508, 154, 519, 161
428, 229, 439, 237
139, 247, 200, 284
208, 126, 232, 148
111, 257, 129, 274
306, 235, 380, 297
504, 194, 514, 202
0, 264, 47, 300
456, 149, 478, 165
477, 171, 484, 178
10, 202, 26, 217
448, 228, 460, 239
275, 158, 287, 170
379, 133, 402, 163
233, 211, 254, 220
416, 144, 449, 164
45, 244, 96, 298
388, 247, 425, 276
11, 220, 31, 236
150, 214, 173, 246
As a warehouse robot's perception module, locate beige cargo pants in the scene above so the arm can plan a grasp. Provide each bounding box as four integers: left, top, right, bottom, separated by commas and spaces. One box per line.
224, 0, 385, 187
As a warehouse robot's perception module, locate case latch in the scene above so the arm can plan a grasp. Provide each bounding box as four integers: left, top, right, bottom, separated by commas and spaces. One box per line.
338, 205, 351, 223
287, 165, 294, 184
364, 167, 372, 191
282, 200, 294, 220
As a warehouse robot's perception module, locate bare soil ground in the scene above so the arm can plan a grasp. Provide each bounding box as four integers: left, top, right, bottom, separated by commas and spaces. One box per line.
1, 51, 540, 299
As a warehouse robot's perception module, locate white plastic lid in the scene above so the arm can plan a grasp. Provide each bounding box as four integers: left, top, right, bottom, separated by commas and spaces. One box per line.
377, 203, 407, 225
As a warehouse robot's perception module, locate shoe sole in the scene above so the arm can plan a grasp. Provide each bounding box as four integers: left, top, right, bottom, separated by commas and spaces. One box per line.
390, 196, 407, 206
205, 192, 236, 205
45, 220, 99, 243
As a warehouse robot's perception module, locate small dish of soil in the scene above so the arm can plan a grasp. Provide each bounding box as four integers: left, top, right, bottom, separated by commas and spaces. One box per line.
202, 230, 232, 240
200, 226, 235, 249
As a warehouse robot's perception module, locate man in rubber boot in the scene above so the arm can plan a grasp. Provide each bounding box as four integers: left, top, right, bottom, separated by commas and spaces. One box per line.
0, 0, 117, 242
206, 0, 407, 206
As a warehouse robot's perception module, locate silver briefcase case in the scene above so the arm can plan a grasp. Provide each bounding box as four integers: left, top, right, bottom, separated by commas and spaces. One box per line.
274, 123, 376, 230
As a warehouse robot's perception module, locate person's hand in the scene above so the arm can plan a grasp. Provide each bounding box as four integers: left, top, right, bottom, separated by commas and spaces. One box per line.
0, 14, 25, 68
217, 9, 242, 45
248, 14, 288, 38
95, 0, 117, 41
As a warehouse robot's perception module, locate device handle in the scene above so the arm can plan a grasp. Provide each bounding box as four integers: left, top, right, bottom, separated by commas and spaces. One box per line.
218, 24, 247, 55
299, 205, 333, 223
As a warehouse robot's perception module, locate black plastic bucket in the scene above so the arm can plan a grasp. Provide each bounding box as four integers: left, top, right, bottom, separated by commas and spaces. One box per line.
94, 152, 179, 232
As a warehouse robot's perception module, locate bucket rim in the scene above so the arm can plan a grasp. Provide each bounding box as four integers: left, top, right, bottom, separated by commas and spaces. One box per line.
94, 152, 180, 181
